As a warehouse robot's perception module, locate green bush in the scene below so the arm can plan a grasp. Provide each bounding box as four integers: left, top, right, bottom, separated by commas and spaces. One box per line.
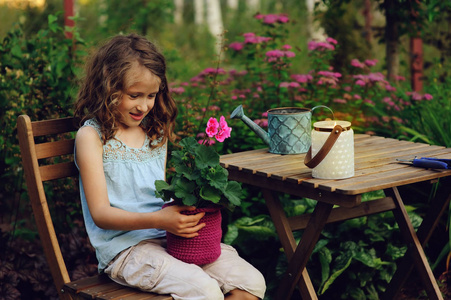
0, 15, 94, 299
0, 14, 85, 224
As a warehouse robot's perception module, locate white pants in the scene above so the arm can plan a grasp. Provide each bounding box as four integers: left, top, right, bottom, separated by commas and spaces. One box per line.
104, 238, 266, 300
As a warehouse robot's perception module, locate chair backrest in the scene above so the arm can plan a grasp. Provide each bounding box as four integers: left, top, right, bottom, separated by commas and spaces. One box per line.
17, 115, 78, 300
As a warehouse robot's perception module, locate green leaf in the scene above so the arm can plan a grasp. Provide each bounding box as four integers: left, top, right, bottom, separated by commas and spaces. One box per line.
234, 215, 276, 240
179, 136, 198, 149
318, 247, 332, 286
173, 178, 197, 205
224, 181, 242, 206
206, 165, 228, 189
319, 256, 353, 295
199, 185, 221, 203
155, 179, 169, 192
195, 145, 219, 169
48, 15, 59, 33
224, 224, 239, 244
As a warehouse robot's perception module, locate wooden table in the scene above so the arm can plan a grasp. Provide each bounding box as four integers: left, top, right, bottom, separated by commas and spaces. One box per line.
220, 134, 451, 300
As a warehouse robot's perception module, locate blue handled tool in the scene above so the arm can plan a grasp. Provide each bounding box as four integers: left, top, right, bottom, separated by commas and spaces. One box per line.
396, 157, 451, 169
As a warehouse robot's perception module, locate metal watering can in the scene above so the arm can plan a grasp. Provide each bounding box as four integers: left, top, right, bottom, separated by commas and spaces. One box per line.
230, 105, 333, 154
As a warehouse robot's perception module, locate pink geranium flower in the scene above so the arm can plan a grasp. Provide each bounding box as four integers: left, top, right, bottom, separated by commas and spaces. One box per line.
215, 116, 232, 142
204, 116, 232, 143
206, 117, 219, 137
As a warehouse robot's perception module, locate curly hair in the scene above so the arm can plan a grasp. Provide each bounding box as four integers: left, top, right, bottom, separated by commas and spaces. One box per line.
74, 33, 177, 148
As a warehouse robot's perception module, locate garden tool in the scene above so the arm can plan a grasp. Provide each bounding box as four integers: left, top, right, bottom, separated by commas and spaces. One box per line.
396, 157, 451, 169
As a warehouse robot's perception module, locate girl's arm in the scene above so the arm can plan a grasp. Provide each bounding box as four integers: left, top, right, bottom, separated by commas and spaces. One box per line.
75, 126, 205, 238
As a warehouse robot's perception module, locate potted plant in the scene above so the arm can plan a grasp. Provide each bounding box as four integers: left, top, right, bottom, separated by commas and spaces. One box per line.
155, 116, 243, 265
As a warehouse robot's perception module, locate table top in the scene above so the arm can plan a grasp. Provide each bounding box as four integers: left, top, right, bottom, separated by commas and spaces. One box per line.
220, 134, 451, 205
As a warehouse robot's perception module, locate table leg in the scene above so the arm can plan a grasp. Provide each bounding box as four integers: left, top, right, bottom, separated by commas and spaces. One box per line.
384, 186, 444, 300
383, 178, 451, 299
262, 189, 318, 299
275, 200, 333, 300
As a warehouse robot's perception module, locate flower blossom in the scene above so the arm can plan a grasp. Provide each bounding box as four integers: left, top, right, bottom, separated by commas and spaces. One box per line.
205, 116, 232, 143
229, 42, 244, 51
206, 117, 219, 137
364, 59, 378, 67
326, 37, 338, 45
243, 32, 272, 44
291, 74, 313, 83
170, 87, 185, 94
279, 82, 300, 88
317, 71, 341, 86
215, 116, 232, 142
351, 59, 365, 68
255, 13, 289, 24
353, 72, 387, 86
308, 40, 335, 51
423, 93, 433, 100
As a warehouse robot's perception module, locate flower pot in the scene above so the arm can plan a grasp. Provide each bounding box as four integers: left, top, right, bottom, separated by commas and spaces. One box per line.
163, 203, 222, 265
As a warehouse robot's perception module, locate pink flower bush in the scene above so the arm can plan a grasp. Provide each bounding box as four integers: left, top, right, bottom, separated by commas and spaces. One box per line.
229, 42, 244, 51
308, 40, 335, 51
255, 13, 290, 24
170, 87, 185, 94
351, 59, 365, 68
265, 49, 296, 62
291, 74, 313, 83
243, 32, 272, 44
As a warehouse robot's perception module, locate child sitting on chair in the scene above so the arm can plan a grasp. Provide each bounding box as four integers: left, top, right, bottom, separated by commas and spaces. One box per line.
74, 33, 266, 300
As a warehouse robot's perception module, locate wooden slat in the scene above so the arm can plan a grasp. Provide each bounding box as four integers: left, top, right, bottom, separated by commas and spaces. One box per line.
97, 287, 142, 299
39, 162, 78, 181
63, 275, 172, 300
35, 139, 75, 159
63, 275, 113, 295
79, 282, 125, 298
31, 117, 77, 136
105, 294, 171, 300
288, 197, 396, 231
18, 115, 72, 300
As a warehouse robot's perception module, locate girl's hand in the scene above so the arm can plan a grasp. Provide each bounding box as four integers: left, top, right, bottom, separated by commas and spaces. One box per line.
158, 205, 206, 238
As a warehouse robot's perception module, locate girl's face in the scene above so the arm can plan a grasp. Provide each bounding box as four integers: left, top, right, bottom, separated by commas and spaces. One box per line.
117, 63, 161, 129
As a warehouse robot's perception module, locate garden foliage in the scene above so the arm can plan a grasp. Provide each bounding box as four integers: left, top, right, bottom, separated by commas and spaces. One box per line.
0, 15, 97, 299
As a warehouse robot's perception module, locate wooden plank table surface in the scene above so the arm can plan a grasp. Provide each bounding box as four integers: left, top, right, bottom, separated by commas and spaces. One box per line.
220, 134, 451, 300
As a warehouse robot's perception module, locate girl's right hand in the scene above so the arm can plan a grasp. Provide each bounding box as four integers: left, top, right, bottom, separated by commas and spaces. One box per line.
157, 205, 206, 238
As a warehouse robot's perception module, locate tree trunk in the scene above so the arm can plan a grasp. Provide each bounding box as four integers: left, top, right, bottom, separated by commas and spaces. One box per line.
306, 0, 326, 41
227, 0, 239, 10
410, 0, 423, 92
206, 0, 224, 54
194, 0, 204, 25
384, 0, 399, 82
174, 0, 184, 25
363, 0, 372, 44
247, 0, 261, 13
64, 0, 74, 39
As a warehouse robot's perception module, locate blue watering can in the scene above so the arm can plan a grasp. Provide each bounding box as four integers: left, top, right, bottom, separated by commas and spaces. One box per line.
230, 105, 333, 154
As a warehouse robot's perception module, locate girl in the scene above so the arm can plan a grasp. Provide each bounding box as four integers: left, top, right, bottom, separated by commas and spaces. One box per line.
74, 34, 266, 300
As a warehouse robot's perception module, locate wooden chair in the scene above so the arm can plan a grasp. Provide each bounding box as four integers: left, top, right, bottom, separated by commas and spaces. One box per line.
17, 115, 172, 300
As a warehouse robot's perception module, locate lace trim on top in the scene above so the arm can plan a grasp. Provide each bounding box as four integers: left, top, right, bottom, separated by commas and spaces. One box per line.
83, 119, 165, 163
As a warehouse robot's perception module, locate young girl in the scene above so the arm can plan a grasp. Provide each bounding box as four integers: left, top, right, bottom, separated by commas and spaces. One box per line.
74, 34, 266, 300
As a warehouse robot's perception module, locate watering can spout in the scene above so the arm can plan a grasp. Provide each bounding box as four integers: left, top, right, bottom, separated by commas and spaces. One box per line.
230, 105, 270, 145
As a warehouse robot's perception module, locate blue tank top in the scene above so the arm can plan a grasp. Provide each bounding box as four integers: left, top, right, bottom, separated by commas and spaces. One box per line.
75, 119, 166, 271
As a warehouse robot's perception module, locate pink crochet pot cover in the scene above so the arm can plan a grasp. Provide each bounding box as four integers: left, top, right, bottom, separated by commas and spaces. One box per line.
163, 203, 222, 265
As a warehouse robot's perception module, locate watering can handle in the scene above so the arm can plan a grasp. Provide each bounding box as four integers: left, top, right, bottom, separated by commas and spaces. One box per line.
304, 125, 344, 168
